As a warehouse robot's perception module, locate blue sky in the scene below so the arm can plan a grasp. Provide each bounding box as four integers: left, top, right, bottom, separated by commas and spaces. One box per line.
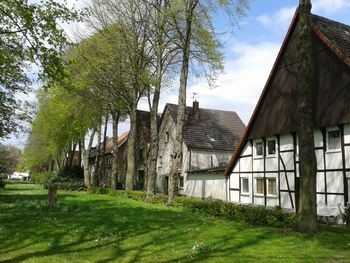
4, 0, 350, 147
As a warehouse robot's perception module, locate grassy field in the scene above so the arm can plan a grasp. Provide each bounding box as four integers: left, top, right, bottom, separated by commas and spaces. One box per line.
0, 183, 349, 263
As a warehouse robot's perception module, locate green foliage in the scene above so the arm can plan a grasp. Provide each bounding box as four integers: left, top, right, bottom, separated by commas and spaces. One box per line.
0, 0, 81, 137
90, 189, 296, 228
57, 166, 84, 179
343, 204, 350, 224
45, 176, 85, 191
31, 172, 54, 185
0, 144, 21, 175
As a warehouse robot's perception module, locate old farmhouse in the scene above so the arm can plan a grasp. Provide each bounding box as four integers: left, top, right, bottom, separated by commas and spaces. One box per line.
157, 102, 245, 200
224, 10, 350, 221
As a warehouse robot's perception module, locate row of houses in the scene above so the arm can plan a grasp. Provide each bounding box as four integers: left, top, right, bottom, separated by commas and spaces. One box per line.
92, 10, 350, 221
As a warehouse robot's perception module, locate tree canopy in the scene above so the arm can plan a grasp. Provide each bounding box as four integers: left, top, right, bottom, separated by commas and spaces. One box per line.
0, 0, 81, 138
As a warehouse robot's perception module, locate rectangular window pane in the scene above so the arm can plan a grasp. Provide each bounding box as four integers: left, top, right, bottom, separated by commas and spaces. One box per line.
256, 142, 263, 156
256, 178, 264, 194
242, 178, 249, 193
268, 140, 276, 155
328, 130, 340, 150
267, 178, 277, 195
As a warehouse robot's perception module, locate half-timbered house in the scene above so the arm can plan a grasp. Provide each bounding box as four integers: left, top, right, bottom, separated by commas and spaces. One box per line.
224, 10, 350, 221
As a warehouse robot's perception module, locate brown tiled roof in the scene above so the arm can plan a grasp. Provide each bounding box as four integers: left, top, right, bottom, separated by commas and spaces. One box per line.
104, 131, 129, 154
166, 103, 245, 151
224, 10, 350, 176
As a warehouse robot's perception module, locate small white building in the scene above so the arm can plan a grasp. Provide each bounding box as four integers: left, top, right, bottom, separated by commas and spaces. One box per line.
8, 172, 30, 181
224, 10, 350, 221
157, 102, 245, 200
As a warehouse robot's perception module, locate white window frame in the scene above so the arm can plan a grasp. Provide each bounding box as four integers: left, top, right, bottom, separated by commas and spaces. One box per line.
326, 127, 341, 153
254, 176, 264, 196
254, 140, 264, 159
266, 138, 277, 158
266, 177, 278, 197
240, 177, 250, 195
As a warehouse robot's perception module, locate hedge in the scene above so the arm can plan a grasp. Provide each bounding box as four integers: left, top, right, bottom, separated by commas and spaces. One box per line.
31, 172, 54, 185
45, 176, 85, 191
89, 188, 296, 228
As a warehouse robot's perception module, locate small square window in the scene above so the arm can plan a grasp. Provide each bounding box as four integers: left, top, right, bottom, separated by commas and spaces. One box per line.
255, 141, 263, 157
328, 130, 341, 151
256, 178, 264, 194
267, 178, 277, 195
165, 131, 169, 143
267, 139, 276, 156
178, 176, 184, 188
241, 178, 249, 194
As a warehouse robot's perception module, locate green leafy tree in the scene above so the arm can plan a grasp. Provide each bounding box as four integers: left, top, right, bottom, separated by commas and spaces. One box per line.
0, 0, 80, 138
0, 144, 21, 175
167, 0, 248, 203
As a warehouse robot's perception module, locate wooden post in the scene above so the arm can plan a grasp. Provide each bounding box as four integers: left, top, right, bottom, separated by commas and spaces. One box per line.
48, 184, 57, 208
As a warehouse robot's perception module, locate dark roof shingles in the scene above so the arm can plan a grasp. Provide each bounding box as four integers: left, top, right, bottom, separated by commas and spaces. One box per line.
166, 104, 245, 151
311, 14, 350, 60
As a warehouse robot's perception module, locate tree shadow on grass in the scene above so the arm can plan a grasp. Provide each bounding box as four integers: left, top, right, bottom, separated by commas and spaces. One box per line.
1, 186, 350, 263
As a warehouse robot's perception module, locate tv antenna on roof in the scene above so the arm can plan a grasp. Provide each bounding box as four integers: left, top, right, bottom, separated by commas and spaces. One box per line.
192, 92, 198, 102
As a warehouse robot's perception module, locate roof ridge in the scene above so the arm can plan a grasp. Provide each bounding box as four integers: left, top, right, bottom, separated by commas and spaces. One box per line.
165, 102, 238, 114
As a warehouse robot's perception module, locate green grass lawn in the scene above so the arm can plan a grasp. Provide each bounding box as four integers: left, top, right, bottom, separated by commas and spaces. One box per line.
0, 183, 349, 263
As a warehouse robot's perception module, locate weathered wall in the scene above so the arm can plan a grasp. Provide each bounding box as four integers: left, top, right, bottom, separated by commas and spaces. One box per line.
185, 172, 226, 200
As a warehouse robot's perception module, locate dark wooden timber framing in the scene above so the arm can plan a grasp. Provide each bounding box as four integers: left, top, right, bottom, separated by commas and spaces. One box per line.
263, 138, 267, 206
250, 140, 254, 205
225, 10, 350, 179
238, 158, 241, 203
339, 124, 349, 205
292, 132, 298, 212
277, 135, 281, 207
279, 146, 294, 209
321, 128, 328, 205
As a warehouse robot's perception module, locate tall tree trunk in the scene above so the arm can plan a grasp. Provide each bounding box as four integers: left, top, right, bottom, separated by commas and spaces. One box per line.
111, 111, 119, 190
146, 28, 164, 200
296, 0, 318, 233
82, 129, 96, 188
78, 141, 82, 166
167, 0, 196, 204
92, 122, 102, 187
99, 115, 109, 186
69, 142, 77, 167
125, 98, 138, 191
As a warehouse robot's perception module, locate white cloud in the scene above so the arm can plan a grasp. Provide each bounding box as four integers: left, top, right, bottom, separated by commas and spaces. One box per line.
136, 41, 280, 125
313, 0, 350, 13
257, 7, 296, 30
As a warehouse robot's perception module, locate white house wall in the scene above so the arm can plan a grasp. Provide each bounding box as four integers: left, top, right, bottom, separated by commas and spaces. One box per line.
185, 172, 226, 200
228, 124, 350, 219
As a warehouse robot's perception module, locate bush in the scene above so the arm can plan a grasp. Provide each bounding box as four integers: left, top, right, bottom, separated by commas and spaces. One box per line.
32, 172, 54, 185
45, 176, 85, 191
172, 196, 296, 228
0, 178, 5, 189
89, 187, 109, 194
57, 166, 84, 179
89, 188, 297, 228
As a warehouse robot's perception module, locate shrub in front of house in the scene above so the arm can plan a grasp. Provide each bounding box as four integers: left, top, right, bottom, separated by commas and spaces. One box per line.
89, 189, 296, 228
0, 178, 5, 189
32, 172, 54, 185
57, 165, 84, 180
172, 196, 296, 228
45, 176, 85, 191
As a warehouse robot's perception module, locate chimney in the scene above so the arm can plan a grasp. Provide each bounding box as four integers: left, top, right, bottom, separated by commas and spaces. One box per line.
192, 100, 199, 121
